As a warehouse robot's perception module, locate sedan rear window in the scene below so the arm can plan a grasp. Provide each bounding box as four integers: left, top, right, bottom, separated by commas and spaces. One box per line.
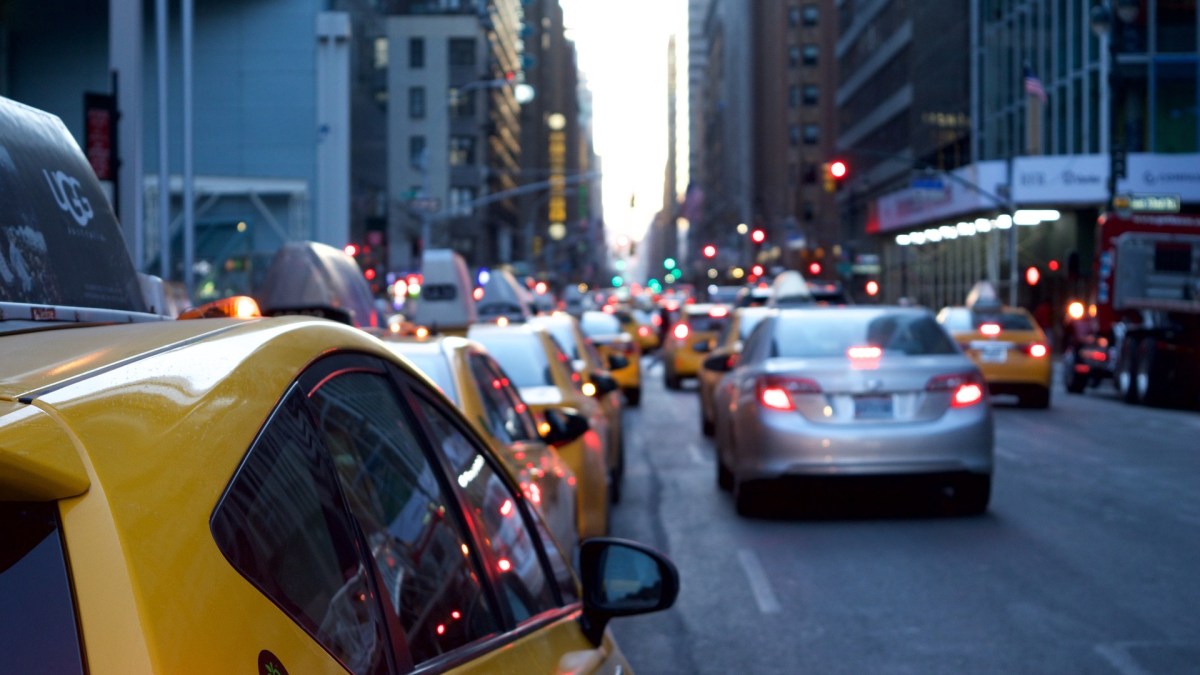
0, 503, 86, 674
775, 311, 957, 358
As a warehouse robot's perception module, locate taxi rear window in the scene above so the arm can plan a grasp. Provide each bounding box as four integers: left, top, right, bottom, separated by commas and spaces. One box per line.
0, 502, 86, 674
683, 313, 730, 333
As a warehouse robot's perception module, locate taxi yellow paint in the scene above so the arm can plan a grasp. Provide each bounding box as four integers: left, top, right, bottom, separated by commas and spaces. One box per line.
580, 310, 643, 407
937, 305, 1054, 408
661, 303, 733, 390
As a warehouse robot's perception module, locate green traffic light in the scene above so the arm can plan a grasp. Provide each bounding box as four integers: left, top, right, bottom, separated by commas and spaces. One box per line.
663, 258, 676, 270
612, 275, 624, 287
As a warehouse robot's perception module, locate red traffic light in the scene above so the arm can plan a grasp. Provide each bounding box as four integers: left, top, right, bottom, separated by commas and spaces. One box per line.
751, 264, 765, 277
865, 280, 880, 296
702, 244, 717, 258
808, 261, 822, 276
344, 244, 359, 257
750, 229, 766, 244
1025, 266, 1041, 286
829, 160, 848, 179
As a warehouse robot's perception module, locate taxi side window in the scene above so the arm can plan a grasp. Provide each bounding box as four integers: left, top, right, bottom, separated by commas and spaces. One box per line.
211, 388, 391, 674
307, 370, 504, 665
484, 355, 542, 441
408, 392, 561, 624
468, 353, 534, 444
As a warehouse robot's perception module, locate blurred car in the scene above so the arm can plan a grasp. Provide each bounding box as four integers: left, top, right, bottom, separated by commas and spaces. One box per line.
382, 335, 581, 554
697, 306, 775, 435
735, 285, 774, 308
627, 307, 663, 351
467, 322, 617, 538
530, 313, 627, 501
708, 306, 994, 516
580, 309, 643, 406
0, 95, 680, 674
254, 240, 384, 329
661, 303, 734, 390
937, 297, 1053, 409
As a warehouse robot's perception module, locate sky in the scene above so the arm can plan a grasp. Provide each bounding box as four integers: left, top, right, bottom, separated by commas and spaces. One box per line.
558, 0, 689, 245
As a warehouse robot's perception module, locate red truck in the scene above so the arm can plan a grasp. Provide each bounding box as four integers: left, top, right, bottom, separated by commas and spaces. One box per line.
1063, 212, 1200, 408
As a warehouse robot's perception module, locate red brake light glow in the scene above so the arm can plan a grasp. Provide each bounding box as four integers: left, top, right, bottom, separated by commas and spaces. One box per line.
1026, 343, 1049, 358
847, 345, 882, 360
638, 326, 651, 336
759, 386, 794, 411
756, 375, 821, 411
926, 373, 985, 408
673, 323, 690, 340
980, 323, 1001, 336
953, 383, 984, 407
709, 306, 729, 318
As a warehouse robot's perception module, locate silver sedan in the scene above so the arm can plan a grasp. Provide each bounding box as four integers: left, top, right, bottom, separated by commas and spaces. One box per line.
709, 306, 994, 516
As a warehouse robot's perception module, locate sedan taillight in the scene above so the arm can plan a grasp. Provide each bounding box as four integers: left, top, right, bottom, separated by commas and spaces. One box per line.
756, 375, 822, 411
673, 323, 690, 340
926, 372, 985, 408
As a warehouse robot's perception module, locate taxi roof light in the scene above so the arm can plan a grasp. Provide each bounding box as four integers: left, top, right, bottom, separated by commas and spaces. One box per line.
178, 295, 262, 320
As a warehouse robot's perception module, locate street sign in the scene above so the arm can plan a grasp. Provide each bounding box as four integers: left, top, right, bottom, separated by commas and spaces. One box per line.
407, 197, 441, 212
911, 176, 944, 191
1115, 193, 1181, 214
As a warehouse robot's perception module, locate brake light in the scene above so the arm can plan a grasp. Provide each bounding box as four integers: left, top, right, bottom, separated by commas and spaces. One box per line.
651, 314, 663, 327
980, 323, 1001, 336
926, 373, 985, 408
638, 326, 651, 337
709, 306, 729, 318
673, 323, 690, 340
1025, 343, 1049, 358
847, 345, 882, 360
756, 375, 821, 411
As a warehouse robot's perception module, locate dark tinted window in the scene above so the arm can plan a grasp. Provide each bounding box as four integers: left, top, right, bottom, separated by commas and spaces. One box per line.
309, 371, 502, 665
212, 389, 390, 674
411, 393, 560, 623
0, 503, 85, 674
775, 311, 957, 357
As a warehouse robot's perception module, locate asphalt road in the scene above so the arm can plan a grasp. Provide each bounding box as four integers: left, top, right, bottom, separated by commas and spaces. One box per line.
608, 358, 1200, 674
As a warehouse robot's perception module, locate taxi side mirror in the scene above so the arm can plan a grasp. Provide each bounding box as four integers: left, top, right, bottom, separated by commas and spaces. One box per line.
607, 353, 630, 370
578, 538, 680, 647
590, 371, 620, 396
540, 407, 590, 446
693, 339, 714, 354
702, 351, 737, 372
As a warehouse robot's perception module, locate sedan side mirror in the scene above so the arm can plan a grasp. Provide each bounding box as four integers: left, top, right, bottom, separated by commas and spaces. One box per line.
578, 538, 680, 647
607, 353, 630, 371
540, 407, 590, 446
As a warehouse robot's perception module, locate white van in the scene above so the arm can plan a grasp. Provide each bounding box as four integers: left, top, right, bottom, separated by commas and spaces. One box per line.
410, 248, 477, 335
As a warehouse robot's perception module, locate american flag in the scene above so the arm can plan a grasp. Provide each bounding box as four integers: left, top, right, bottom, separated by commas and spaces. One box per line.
1024, 66, 1048, 103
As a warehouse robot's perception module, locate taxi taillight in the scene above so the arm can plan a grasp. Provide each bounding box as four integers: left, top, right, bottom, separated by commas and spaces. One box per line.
1025, 343, 1049, 358
979, 323, 1001, 337
178, 295, 261, 320
673, 323, 689, 340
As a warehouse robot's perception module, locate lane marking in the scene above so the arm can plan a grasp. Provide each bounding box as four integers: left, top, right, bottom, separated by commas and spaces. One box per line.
687, 442, 712, 466
1093, 643, 1154, 675
737, 549, 782, 614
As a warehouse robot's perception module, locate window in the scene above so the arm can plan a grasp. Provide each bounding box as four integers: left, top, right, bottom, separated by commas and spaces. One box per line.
803, 164, 818, 184
410, 392, 560, 624
789, 45, 802, 67
373, 37, 388, 70
211, 388, 391, 674
803, 124, 820, 145
409, 136, 427, 170
802, 44, 819, 66
789, 85, 802, 108
0, 503, 86, 675
803, 84, 819, 105
449, 136, 476, 166
790, 125, 802, 146
448, 187, 477, 216
449, 38, 476, 67
468, 354, 539, 445
409, 37, 424, 68
308, 370, 503, 665
802, 4, 819, 26
449, 89, 477, 118
409, 86, 426, 119
788, 6, 802, 27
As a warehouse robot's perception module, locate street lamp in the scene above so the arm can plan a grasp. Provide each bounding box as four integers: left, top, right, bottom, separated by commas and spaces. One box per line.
1091, 0, 1140, 212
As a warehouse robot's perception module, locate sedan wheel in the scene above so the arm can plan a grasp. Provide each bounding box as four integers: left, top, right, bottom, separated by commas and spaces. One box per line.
955, 474, 991, 515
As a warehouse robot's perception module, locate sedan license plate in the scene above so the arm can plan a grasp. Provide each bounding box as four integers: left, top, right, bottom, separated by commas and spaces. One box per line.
854, 395, 893, 419
972, 341, 1008, 363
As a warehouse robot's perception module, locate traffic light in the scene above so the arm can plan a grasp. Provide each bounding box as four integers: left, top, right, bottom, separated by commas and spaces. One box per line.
663, 257, 677, 270
702, 244, 717, 259
808, 261, 822, 276
824, 160, 848, 193
865, 279, 880, 297
1025, 266, 1041, 286
750, 229, 766, 245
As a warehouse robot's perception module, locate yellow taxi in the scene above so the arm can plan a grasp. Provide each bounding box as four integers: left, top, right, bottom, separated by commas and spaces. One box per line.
697, 306, 775, 435
580, 309, 642, 406
382, 335, 582, 554
529, 313, 627, 502
937, 289, 1053, 408
621, 306, 662, 352
467, 322, 618, 539
661, 303, 734, 390
0, 94, 679, 674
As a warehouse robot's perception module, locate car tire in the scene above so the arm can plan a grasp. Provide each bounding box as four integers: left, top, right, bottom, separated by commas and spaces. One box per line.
956, 474, 991, 515
1135, 339, 1171, 407
625, 387, 641, 407
665, 368, 681, 390
716, 456, 733, 492
1117, 338, 1140, 403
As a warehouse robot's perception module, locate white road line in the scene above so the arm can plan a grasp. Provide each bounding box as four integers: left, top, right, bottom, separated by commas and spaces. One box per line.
737, 549, 782, 614
1094, 643, 1154, 675
687, 442, 711, 466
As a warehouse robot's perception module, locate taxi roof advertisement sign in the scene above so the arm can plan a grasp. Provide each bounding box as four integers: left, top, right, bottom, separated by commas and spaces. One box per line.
0, 96, 147, 312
